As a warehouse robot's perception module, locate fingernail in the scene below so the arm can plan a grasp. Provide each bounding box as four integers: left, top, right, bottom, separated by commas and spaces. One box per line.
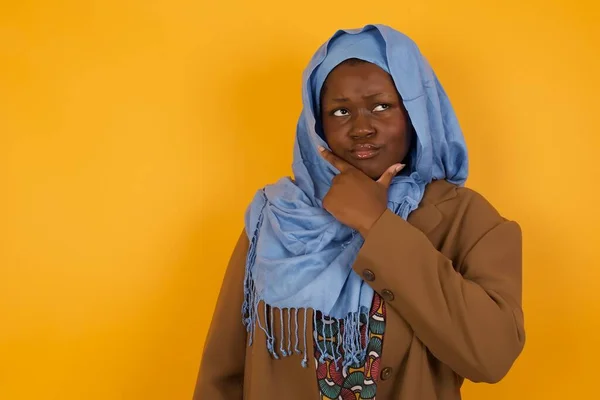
396, 164, 405, 172
318, 146, 325, 152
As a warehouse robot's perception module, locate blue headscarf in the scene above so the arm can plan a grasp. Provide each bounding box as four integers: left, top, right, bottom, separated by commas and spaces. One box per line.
242, 24, 468, 367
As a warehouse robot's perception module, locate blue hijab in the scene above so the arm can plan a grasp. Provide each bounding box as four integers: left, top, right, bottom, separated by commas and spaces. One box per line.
242, 24, 468, 367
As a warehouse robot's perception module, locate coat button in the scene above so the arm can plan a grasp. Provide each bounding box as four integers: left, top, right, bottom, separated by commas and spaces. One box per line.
380, 366, 393, 380
381, 289, 395, 301
362, 269, 376, 281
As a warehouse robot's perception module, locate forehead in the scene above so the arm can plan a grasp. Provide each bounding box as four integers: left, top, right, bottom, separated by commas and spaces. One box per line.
322, 61, 396, 94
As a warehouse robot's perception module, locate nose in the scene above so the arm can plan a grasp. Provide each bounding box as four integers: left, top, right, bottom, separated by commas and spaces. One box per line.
350, 112, 375, 139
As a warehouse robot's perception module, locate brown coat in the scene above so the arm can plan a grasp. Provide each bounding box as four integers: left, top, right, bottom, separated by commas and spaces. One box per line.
194, 180, 525, 399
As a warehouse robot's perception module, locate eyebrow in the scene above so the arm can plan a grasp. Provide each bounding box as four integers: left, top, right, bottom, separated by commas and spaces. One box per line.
330, 92, 385, 102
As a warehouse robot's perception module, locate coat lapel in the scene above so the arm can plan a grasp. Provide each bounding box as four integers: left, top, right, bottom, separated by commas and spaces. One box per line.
407, 180, 458, 235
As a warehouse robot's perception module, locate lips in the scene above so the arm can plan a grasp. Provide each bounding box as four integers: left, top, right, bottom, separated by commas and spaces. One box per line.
350, 144, 381, 160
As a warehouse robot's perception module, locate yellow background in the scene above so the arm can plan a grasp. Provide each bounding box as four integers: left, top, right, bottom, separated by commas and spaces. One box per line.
1, 0, 599, 399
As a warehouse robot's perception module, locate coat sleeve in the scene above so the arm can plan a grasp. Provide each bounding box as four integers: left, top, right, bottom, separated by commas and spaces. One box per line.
354, 205, 525, 383
193, 231, 249, 399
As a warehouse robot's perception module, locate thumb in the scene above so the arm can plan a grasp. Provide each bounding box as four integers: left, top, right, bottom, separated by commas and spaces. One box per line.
377, 163, 405, 188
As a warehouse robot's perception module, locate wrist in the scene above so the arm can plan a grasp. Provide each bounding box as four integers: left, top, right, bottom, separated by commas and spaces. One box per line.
359, 206, 387, 238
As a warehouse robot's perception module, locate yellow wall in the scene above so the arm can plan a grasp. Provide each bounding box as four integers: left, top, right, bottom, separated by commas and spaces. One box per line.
1, 1, 598, 398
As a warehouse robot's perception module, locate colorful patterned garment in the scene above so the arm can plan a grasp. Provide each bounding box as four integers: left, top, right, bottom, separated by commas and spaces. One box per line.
314, 293, 387, 400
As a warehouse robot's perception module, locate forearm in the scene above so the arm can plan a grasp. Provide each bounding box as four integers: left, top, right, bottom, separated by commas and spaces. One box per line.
193, 232, 249, 399
355, 210, 525, 383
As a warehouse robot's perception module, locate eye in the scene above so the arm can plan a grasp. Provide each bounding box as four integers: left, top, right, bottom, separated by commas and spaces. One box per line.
332, 109, 350, 117
373, 104, 390, 112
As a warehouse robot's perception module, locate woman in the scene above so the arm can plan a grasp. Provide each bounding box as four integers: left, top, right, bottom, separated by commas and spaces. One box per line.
194, 24, 525, 400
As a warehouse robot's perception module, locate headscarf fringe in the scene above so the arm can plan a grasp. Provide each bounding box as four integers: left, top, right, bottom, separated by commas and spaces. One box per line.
243, 192, 373, 368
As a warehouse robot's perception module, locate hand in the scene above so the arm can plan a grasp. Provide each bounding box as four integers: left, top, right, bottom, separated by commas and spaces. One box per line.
318, 146, 405, 237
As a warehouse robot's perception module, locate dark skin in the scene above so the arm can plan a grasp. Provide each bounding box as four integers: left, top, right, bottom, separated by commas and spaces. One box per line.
319, 60, 413, 238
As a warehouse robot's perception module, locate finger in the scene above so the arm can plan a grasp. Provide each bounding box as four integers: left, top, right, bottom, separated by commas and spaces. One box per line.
377, 163, 405, 188
318, 146, 354, 172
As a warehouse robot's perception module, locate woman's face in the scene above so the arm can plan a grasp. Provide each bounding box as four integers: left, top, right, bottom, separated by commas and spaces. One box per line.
320, 60, 412, 180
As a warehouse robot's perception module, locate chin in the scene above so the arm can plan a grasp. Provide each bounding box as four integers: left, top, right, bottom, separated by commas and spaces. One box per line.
360, 167, 385, 180
345, 158, 385, 180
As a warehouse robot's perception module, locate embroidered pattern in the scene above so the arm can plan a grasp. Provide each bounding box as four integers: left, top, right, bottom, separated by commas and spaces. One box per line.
314, 293, 386, 400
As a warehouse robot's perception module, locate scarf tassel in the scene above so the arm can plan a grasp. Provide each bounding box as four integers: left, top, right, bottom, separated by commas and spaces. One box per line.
242, 192, 370, 368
